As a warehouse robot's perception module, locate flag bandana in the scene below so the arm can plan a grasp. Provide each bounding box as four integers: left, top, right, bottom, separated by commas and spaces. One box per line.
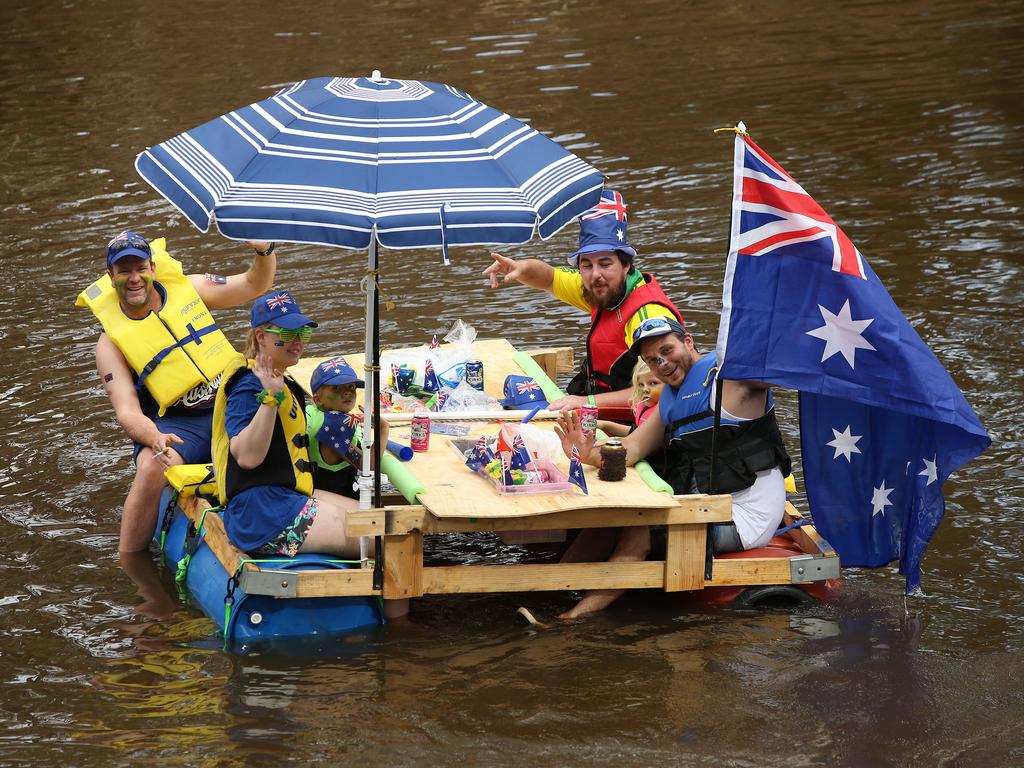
716, 125, 990, 592
317, 410, 362, 465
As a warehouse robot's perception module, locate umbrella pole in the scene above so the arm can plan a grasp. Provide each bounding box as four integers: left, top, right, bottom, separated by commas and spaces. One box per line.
358, 233, 376, 565
371, 237, 384, 592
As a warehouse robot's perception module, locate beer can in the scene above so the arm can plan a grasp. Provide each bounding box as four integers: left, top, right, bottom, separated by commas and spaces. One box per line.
579, 404, 599, 443
410, 414, 431, 452
465, 359, 485, 391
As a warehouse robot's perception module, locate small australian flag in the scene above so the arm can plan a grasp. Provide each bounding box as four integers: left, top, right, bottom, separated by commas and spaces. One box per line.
569, 445, 588, 495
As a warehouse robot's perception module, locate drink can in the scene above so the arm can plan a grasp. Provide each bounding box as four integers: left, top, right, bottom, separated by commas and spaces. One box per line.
465, 359, 485, 391
579, 404, 599, 443
410, 414, 431, 452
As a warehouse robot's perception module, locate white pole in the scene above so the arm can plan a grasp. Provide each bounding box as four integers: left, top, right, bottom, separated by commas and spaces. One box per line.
357, 229, 377, 566
379, 409, 563, 423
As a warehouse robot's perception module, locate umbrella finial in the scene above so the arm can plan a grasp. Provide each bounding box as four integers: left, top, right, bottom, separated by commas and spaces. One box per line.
371, 69, 383, 81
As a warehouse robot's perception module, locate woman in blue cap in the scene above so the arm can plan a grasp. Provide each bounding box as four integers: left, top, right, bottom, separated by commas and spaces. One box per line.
211, 290, 361, 560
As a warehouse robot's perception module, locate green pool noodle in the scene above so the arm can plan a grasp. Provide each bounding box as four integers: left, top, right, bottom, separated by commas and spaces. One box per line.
381, 451, 425, 503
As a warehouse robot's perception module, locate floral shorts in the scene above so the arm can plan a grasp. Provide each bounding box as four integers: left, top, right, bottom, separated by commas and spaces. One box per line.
255, 498, 319, 557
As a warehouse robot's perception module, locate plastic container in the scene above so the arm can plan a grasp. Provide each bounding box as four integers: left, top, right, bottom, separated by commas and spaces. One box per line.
449, 438, 574, 495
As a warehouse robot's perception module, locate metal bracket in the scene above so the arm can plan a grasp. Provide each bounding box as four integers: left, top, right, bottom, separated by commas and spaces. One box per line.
239, 569, 298, 598
790, 554, 841, 584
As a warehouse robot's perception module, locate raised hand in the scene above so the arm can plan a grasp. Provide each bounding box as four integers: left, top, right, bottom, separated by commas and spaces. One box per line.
553, 409, 590, 460
253, 351, 285, 394
483, 252, 522, 289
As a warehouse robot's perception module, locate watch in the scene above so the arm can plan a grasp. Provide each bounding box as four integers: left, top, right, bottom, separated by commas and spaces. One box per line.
254, 242, 276, 256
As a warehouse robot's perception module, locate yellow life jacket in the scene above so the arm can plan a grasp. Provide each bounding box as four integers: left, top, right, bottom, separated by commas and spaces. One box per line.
212, 354, 314, 505
76, 238, 236, 415
164, 463, 218, 500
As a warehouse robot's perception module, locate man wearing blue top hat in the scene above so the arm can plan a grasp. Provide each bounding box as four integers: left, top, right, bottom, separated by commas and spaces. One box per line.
484, 189, 684, 411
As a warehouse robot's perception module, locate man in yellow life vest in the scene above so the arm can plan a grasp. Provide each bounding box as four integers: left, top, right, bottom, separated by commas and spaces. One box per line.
81, 231, 277, 555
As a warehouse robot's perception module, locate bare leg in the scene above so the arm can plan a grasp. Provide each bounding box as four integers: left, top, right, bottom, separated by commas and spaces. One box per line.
299, 490, 360, 557
120, 549, 177, 621
120, 447, 183, 554
557, 526, 651, 620
300, 490, 410, 619
559, 528, 618, 564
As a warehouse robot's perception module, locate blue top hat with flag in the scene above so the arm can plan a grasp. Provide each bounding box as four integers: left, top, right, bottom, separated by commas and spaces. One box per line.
567, 189, 637, 267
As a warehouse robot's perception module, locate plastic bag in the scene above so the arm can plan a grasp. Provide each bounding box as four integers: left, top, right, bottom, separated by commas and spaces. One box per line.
430, 319, 478, 388
437, 380, 498, 412
517, 423, 565, 465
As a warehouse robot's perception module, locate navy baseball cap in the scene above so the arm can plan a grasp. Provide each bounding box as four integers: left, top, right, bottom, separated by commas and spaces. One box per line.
310, 357, 364, 393
567, 189, 638, 267
105, 230, 152, 268
250, 290, 318, 330
629, 317, 688, 355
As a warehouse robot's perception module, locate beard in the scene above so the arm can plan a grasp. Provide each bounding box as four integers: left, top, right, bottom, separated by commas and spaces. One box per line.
583, 281, 627, 311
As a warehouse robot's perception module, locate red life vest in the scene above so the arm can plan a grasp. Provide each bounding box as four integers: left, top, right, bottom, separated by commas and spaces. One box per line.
576, 272, 683, 394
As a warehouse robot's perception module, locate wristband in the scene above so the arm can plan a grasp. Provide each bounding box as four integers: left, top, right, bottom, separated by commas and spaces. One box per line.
256, 389, 286, 407
587, 395, 597, 406
254, 242, 276, 256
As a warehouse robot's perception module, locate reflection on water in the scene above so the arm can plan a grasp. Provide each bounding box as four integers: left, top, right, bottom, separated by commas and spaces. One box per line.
1, 0, 1022, 764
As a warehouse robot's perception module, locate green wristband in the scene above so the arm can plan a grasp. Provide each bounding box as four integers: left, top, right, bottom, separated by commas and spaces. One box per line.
256, 389, 286, 407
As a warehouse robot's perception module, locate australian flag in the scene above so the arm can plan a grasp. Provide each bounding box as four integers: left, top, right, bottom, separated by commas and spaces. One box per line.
716, 124, 990, 592
568, 445, 588, 495
510, 433, 533, 471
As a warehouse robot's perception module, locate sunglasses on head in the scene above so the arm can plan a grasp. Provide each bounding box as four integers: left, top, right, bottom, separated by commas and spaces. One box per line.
107, 234, 150, 255
263, 326, 314, 343
633, 317, 674, 342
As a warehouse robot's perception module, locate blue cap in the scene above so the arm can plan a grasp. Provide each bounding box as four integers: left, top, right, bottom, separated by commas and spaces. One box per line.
105, 230, 152, 268
629, 317, 687, 355
310, 356, 364, 393
250, 290, 318, 330
567, 189, 638, 267
500, 375, 549, 409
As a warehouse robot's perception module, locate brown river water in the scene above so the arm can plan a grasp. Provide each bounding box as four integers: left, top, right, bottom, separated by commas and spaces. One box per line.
1, 1, 1022, 765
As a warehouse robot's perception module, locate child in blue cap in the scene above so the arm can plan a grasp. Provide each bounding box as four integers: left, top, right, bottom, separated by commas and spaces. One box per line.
306, 356, 389, 498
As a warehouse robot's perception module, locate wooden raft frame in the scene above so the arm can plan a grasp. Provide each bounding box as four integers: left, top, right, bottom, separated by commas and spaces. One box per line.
176, 495, 837, 600
184, 343, 838, 601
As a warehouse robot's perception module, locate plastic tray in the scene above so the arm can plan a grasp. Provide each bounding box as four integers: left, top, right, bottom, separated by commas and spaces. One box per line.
449, 439, 574, 495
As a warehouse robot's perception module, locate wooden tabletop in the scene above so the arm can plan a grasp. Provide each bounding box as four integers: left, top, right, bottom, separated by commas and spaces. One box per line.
289, 340, 677, 520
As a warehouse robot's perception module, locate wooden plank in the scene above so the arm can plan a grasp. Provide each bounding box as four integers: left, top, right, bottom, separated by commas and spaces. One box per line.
664, 524, 707, 592
292, 568, 380, 598
345, 494, 733, 537
525, 346, 574, 379
783, 501, 837, 557
181, 497, 251, 577
383, 533, 424, 599
421, 561, 666, 594
704, 556, 793, 587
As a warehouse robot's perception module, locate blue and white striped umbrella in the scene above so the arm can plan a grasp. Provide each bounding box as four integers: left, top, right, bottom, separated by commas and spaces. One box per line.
135, 74, 604, 254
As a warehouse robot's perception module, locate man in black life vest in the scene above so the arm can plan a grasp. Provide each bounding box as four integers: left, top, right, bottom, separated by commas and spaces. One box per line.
554, 317, 791, 619
484, 189, 683, 411
90, 232, 277, 555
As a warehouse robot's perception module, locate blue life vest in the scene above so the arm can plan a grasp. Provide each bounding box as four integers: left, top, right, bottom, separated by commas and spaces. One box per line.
658, 355, 791, 494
